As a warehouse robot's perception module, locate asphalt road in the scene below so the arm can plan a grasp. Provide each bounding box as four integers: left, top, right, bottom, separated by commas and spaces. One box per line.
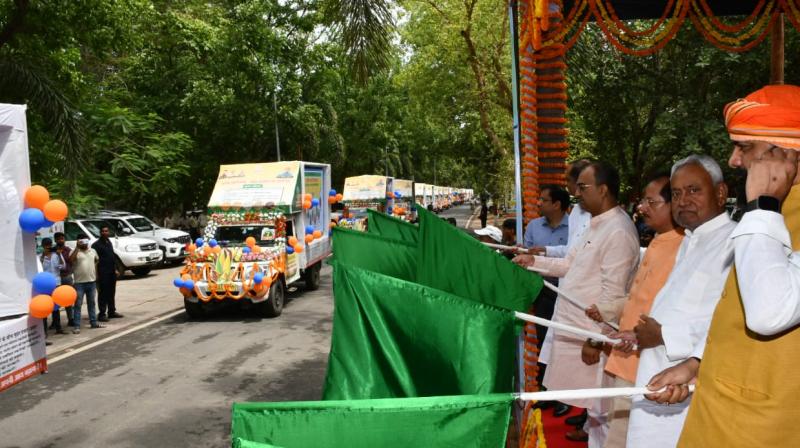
0, 205, 475, 448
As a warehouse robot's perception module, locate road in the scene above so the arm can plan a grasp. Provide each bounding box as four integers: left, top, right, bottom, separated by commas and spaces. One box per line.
0, 206, 475, 448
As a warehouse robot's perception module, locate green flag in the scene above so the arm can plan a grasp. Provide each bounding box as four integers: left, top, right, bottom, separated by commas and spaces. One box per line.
231, 394, 513, 448
367, 209, 419, 244
415, 207, 542, 312
331, 227, 417, 281
323, 262, 517, 400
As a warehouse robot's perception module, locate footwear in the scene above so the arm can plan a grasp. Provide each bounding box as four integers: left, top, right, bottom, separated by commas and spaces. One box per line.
55, 329, 67, 335
90, 323, 106, 329
109, 313, 124, 319
565, 409, 588, 427
565, 428, 589, 442
72, 328, 81, 334
98, 315, 109, 322
553, 402, 572, 418
45, 340, 53, 346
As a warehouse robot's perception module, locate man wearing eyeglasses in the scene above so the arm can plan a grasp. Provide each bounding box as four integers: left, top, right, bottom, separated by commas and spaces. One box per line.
515, 161, 640, 446
625, 154, 736, 447
645, 85, 800, 447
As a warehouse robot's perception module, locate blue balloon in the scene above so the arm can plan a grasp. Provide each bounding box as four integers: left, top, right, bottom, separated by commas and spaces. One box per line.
242, 246, 252, 254
53, 304, 60, 311
19, 208, 45, 233
305, 225, 314, 235
32, 272, 58, 295
253, 272, 264, 284
183, 280, 195, 290
311, 198, 320, 207
329, 189, 337, 196
209, 239, 218, 248
286, 245, 295, 254
41, 219, 54, 229
195, 238, 204, 247
173, 278, 184, 288
386, 206, 393, 215
394, 191, 402, 198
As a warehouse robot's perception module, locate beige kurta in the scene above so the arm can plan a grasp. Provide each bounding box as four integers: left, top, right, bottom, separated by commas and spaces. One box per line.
535, 206, 640, 408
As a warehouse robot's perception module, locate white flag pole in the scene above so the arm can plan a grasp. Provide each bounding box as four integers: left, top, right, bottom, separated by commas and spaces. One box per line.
482, 241, 530, 253
514, 311, 621, 345
515, 385, 695, 402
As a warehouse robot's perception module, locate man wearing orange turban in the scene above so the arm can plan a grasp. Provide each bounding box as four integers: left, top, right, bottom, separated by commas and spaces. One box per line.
643, 84, 800, 447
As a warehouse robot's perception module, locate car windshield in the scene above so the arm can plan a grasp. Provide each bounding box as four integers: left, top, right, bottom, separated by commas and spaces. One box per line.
215, 225, 276, 246
127, 217, 155, 232
82, 220, 118, 238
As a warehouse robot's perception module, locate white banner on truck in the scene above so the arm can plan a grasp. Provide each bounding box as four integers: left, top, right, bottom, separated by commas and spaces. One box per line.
0, 315, 47, 392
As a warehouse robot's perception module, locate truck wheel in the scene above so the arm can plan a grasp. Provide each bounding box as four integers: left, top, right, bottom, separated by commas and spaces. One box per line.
255, 280, 284, 318
303, 262, 321, 291
115, 259, 127, 279
132, 267, 151, 277
184, 299, 205, 319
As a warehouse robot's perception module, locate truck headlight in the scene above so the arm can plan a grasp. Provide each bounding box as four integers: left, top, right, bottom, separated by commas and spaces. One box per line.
125, 245, 140, 252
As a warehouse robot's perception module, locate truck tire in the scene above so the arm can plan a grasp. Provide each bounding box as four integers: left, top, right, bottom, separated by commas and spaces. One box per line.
132, 267, 151, 277
184, 298, 205, 319
255, 280, 284, 318
115, 258, 127, 279
303, 262, 321, 291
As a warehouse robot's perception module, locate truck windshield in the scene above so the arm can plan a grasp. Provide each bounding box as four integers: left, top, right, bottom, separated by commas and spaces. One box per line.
82, 220, 118, 238
127, 217, 155, 232
215, 225, 277, 246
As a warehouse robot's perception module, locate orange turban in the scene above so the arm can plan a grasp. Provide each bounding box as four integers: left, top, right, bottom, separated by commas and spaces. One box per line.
724, 85, 800, 150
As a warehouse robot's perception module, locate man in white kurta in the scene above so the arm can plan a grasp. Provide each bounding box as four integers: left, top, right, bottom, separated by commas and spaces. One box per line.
517, 161, 639, 447
627, 155, 736, 447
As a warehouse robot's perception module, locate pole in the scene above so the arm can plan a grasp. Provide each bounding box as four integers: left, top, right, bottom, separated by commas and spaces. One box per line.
273, 92, 281, 161
770, 13, 785, 85
509, 0, 524, 246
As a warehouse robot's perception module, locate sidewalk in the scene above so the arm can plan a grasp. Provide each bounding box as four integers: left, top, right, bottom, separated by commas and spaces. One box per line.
45, 265, 186, 358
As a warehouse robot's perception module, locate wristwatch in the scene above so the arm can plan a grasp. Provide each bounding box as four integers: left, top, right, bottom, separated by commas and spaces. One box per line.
744, 195, 781, 214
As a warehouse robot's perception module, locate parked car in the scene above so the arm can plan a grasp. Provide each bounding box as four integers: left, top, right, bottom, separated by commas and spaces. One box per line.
60, 218, 163, 278
91, 210, 191, 264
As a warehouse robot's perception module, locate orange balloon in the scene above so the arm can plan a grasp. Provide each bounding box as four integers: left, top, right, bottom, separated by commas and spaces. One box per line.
204, 246, 212, 255
52, 285, 77, 307
387, 191, 394, 199
288, 236, 298, 246
24, 185, 50, 210
313, 230, 322, 239
335, 194, 343, 202
305, 234, 314, 244
187, 243, 197, 252
303, 200, 312, 209
213, 246, 222, 254
303, 193, 312, 201
251, 245, 261, 253
293, 244, 304, 253
43, 199, 68, 222
179, 287, 191, 297
328, 196, 336, 205
181, 273, 192, 280
29, 294, 54, 319
245, 237, 256, 247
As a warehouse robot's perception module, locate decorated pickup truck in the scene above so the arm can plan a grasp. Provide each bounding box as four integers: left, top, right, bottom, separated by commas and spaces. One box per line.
177, 161, 333, 318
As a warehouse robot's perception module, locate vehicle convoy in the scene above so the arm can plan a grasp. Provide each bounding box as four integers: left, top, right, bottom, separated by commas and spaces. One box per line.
340, 174, 394, 230
178, 161, 333, 318
92, 210, 191, 264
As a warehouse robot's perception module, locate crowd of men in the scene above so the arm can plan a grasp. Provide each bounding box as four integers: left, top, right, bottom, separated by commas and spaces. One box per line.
476, 84, 800, 447
40, 225, 123, 343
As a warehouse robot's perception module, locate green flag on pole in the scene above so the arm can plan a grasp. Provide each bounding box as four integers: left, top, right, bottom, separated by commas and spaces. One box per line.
231, 394, 514, 448
415, 206, 542, 312
331, 227, 417, 281
367, 209, 419, 244
322, 262, 517, 400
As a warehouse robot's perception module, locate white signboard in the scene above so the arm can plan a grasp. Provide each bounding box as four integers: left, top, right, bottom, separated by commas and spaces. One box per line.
0, 315, 46, 392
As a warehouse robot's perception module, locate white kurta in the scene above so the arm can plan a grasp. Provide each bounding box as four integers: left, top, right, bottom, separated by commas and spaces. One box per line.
627, 212, 736, 448
545, 202, 591, 258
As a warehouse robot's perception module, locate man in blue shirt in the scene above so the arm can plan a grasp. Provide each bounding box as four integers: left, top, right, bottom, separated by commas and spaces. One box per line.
524, 185, 570, 251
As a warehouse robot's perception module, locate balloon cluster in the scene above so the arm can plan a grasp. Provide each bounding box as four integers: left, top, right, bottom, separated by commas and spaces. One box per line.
173, 274, 195, 296
18, 185, 69, 232
244, 236, 262, 254
302, 193, 322, 210
327, 189, 343, 205
29, 272, 77, 319
386, 191, 395, 199
393, 206, 407, 216
286, 236, 304, 254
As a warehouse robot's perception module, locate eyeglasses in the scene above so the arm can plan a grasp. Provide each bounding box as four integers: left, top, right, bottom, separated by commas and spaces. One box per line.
671, 186, 702, 201
576, 183, 596, 192
638, 198, 666, 208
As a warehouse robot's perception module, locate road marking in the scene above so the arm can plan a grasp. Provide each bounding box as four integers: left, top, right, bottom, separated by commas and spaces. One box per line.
47, 308, 186, 365
464, 209, 480, 229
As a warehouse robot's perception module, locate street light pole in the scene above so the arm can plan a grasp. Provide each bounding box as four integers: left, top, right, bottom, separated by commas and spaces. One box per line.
273, 92, 281, 161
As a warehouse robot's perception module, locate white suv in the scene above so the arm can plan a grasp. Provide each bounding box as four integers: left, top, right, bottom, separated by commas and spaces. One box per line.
62, 219, 163, 278
92, 211, 191, 264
